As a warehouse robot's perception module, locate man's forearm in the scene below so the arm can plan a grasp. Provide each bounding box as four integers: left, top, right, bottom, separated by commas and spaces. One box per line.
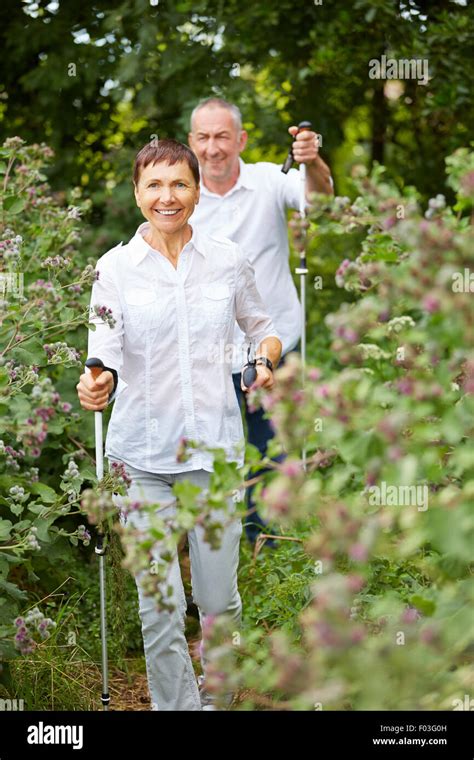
256, 336, 282, 368
306, 154, 333, 196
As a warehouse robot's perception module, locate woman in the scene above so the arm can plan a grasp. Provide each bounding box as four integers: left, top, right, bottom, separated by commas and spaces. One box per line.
76, 139, 282, 710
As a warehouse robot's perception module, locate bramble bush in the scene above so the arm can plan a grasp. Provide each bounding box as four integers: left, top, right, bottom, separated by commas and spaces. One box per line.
0, 137, 142, 702
198, 149, 474, 710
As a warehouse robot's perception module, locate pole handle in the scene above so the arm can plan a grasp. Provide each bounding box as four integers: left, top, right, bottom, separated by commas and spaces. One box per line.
281, 120, 313, 174
242, 344, 257, 390
242, 364, 257, 389
85, 357, 105, 382
95, 531, 107, 556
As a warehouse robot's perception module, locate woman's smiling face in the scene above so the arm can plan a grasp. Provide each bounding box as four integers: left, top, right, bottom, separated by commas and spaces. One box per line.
134, 160, 200, 236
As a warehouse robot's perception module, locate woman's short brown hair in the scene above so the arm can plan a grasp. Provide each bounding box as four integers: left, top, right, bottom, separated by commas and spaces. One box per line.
133, 139, 200, 186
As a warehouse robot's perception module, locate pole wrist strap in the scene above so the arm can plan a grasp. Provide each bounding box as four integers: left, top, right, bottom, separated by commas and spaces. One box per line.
255, 356, 274, 372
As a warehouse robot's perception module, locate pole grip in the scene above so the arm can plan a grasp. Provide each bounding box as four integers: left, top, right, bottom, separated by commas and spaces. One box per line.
242, 364, 257, 389
85, 357, 105, 382
281, 120, 313, 174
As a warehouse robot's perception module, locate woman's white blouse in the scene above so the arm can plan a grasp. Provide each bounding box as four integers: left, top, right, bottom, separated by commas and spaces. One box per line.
86, 222, 281, 473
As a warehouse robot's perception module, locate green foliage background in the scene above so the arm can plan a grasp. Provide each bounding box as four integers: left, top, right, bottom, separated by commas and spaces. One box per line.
1, 0, 473, 253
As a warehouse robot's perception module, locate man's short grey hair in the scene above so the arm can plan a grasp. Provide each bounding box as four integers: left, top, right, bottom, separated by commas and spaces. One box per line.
190, 98, 242, 132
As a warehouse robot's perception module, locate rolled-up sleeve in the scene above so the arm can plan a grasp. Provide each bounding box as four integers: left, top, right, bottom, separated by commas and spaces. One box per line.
87, 256, 128, 403
234, 245, 281, 347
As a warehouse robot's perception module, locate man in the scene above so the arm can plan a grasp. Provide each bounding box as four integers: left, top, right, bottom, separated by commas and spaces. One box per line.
188, 98, 333, 545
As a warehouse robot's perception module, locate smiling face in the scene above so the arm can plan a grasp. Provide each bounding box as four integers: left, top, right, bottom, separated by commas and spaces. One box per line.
134, 160, 200, 237
188, 105, 247, 186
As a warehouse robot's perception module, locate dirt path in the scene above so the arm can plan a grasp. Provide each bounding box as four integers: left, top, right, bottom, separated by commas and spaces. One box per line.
109, 667, 151, 711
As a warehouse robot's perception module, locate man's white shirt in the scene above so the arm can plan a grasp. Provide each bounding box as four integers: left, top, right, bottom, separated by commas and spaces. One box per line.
87, 223, 280, 473
189, 158, 304, 373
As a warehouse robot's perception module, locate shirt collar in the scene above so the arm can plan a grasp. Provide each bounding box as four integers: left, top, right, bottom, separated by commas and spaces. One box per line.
129, 222, 207, 266
200, 157, 255, 198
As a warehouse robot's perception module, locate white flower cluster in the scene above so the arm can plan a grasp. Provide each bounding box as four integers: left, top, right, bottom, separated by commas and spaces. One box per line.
6, 361, 39, 387
27, 526, 40, 551
0, 439, 24, 471
67, 205, 82, 220
43, 342, 81, 366
43, 255, 71, 269
77, 524, 91, 546
0, 228, 22, 262
387, 316, 416, 334
62, 459, 81, 503
25, 607, 56, 636
9, 485, 26, 502
24, 467, 39, 482
79, 263, 99, 286
357, 343, 391, 360
425, 194, 446, 219
30, 376, 60, 407
66, 459, 79, 476
334, 196, 351, 210
348, 198, 370, 217
31, 376, 50, 393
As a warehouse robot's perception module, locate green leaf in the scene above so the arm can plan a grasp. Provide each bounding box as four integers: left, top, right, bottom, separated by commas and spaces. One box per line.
11, 520, 31, 533
409, 594, 436, 616
176, 509, 195, 530
365, 7, 377, 23
10, 338, 46, 366
33, 515, 58, 543
244, 443, 264, 465
29, 483, 57, 504
8, 502, 24, 517
338, 432, 372, 465
0, 578, 27, 602
0, 556, 10, 578
0, 475, 16, 491
3, 196, 26, 214
0, 641, 17, 664
172, 480, 202, 510
0, 520, 13, 541
266, 573, 280, 586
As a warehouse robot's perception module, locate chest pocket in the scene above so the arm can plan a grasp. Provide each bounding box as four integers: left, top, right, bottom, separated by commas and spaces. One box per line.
124, 287, 165, 331
200, 282, 233, 335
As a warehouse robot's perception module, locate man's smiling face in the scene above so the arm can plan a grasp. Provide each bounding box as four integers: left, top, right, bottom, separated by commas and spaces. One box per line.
189, 105, 247, 186
134, 160, 200, 235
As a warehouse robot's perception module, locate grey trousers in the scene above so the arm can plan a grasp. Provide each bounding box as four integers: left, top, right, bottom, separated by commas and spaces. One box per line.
109, 458, 242, 711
